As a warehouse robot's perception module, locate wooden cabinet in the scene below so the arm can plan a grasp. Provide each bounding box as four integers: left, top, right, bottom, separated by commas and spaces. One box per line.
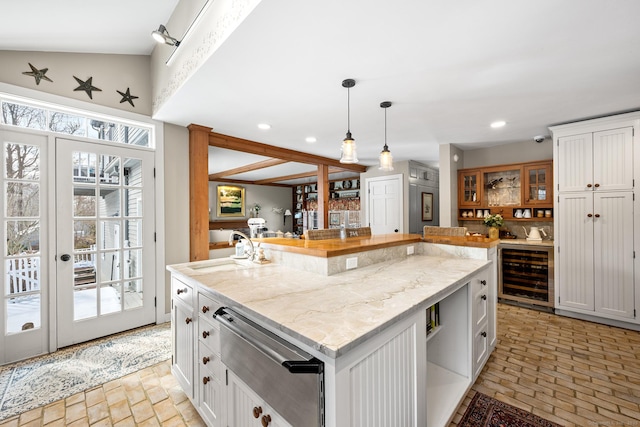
458, 169, 481, 207
457, 161, 553, 220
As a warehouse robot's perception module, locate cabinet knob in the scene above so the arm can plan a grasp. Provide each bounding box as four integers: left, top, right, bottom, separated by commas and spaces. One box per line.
262, 415, 272, 427
202, 356, 210, 365
176, 288, 187, 295
481, 294, 487, 300
586, 183, 593, 188
480, 280, 487, 286
185, 317, 192, 324
202, 305, 209, 313
202, 330, 210, 339
594, 214, 600, 218
587, 213, 593, 218
253, 406, 263, 418
202, 376, 210, 384
594, 183, 600, 188
481, 331, 487, 338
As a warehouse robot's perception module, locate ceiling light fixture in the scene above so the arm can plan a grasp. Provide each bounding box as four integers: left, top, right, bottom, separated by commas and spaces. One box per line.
379, 101, 393, 171
305, 137, 317, 143
151, 24, 181, 47
257, 123, 271, 130
339, 78, 358, 164
490, 120, 506, 128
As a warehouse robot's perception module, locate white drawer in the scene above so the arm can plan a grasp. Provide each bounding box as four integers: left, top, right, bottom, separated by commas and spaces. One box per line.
198, 341, 224, 381
172, 276, 194, 306
198, 292, 223, 319
198, 316, 221, 353
472, 287, 488, 329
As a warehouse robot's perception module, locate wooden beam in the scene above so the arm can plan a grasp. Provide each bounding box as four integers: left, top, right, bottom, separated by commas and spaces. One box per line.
251, 167, 347, 185
209, 132, 367, 173
209, 177, 291, 188
317, 164, 329, 228
208, 158, 289, 180
188, 124, 212, 262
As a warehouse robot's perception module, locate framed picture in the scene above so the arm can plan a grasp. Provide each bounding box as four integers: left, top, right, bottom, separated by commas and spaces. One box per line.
216, 185, 245, 217
422, 192, 433, 221
329, 212, 341, 226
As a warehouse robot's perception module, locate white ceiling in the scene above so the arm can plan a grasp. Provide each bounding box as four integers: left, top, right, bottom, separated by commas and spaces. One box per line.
2, 0, 640, 180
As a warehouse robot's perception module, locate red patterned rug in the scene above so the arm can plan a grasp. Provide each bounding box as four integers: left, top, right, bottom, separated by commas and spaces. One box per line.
458, 392, 562, 427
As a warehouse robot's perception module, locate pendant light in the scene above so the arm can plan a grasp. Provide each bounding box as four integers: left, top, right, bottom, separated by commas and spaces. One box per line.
339, 79, 358, 164
379, 101, 394, 171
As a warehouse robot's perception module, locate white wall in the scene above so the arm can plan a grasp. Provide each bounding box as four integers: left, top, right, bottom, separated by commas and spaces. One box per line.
0, 50, 151, 115
163, 123, 190, 313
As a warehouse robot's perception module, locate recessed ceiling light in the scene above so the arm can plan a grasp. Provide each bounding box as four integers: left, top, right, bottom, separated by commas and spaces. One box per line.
305, 137, 317, 143
490, 121, 506, 128
257, 123, 271, 130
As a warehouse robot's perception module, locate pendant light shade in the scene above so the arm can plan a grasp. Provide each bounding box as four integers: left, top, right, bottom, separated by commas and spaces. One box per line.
340, 79, 358, 164
379, 101, 394, 171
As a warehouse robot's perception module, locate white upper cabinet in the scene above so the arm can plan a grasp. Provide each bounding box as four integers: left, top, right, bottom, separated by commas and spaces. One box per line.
557, 127, 633, 193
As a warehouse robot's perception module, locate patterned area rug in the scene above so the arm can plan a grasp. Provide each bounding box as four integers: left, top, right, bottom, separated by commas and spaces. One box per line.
0, 323, 170, 421
459, 392, 562, 427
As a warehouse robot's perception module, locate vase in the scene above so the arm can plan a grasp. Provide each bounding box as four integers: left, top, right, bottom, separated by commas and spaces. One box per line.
488, 226, 499, 240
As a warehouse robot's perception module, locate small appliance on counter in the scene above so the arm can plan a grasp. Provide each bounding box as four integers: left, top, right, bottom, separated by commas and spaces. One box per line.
248, 218, 267, 238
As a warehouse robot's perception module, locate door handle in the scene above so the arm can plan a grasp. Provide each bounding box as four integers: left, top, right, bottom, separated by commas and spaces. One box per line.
60, 254, 71, 262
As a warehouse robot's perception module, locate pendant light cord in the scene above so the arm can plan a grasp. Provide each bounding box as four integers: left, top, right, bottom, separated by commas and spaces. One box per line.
347, 86, 351, 133
384, 106, 388, 149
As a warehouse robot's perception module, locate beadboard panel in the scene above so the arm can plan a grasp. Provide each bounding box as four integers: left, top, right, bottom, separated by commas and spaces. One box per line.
593, 127, 634, 191
557, 133, 593, 192
349, 324, 416, 427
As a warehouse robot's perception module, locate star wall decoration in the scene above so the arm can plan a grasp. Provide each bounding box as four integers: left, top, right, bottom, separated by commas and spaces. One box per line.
73, 76, 102, 99
22, 63, 53, 85
117, 87, 139, 107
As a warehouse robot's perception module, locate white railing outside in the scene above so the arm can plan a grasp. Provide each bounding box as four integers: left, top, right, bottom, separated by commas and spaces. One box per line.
6, 257, 40, 295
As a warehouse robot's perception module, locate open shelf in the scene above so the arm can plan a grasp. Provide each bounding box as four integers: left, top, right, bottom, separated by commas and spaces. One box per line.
426, 362, 470, 427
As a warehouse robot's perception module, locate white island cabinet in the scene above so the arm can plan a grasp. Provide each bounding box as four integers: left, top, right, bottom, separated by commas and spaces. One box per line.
168, 246, 493, 427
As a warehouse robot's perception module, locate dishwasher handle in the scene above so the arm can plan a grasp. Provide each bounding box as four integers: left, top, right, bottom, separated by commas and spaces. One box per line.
282, 358, 323, 374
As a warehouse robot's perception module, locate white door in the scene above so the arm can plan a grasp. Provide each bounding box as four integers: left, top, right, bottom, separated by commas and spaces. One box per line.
557, 193, 594, 311
366, 174, 402, 235
1, 130, 49, 364
592, 127, 634, 192
556, 133, 593, 193
56, 138, 155, 347
593, 192, 634, 319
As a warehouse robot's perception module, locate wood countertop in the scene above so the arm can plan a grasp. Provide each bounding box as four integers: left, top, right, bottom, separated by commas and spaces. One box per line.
253, 233, 423, 258
422, 235, 500, 248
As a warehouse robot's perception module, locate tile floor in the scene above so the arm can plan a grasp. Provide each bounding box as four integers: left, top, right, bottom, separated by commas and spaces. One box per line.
1, 303, 639, 426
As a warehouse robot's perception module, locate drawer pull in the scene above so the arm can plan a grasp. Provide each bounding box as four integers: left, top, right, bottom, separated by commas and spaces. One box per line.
594, 183, 600, 188
202, 330, 210, 339
253, 406, 263, 418
202, 356, 210, 365
202, 305, 210, 313
176, 288, 188, 295
202, 376, 210, 384
262, 414, 272, 427
587, 183, 592, 188
480, 280, 486, 286
481, 294, 487, 300
587, 213, 593, 218
481, 331, 487, 338
594, 214, 600, 218
185, 317, 192, 324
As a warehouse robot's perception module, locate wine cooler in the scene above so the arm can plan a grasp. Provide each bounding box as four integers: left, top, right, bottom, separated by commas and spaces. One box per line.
498, 244, 554, 308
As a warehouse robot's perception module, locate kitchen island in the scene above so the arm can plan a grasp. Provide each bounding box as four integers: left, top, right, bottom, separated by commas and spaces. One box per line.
168, 236, 494, 427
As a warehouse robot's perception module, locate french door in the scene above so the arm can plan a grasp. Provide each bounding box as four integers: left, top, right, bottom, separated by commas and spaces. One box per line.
56, 138, 155, 347
1, 130, 49, 364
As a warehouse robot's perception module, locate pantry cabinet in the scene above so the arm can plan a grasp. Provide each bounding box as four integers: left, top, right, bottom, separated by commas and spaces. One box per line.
551, 112, 639, 327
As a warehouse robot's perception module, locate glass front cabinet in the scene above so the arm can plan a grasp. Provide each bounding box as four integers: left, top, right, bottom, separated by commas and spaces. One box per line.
457, 160, 553, 220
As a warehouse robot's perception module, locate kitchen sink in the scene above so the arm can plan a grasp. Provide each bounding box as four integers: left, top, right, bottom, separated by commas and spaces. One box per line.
187, 257, 258, 273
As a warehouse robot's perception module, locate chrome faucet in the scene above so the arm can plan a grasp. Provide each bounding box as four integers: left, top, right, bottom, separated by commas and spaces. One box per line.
228, 230, 255, 260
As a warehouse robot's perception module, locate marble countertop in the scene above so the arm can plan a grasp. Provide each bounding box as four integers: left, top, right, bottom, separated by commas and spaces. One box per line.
253, 233, 423, 258
168, 255, 489, 359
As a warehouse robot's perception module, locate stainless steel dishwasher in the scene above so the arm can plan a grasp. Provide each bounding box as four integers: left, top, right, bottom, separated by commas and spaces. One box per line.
214, 307, 324, 427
